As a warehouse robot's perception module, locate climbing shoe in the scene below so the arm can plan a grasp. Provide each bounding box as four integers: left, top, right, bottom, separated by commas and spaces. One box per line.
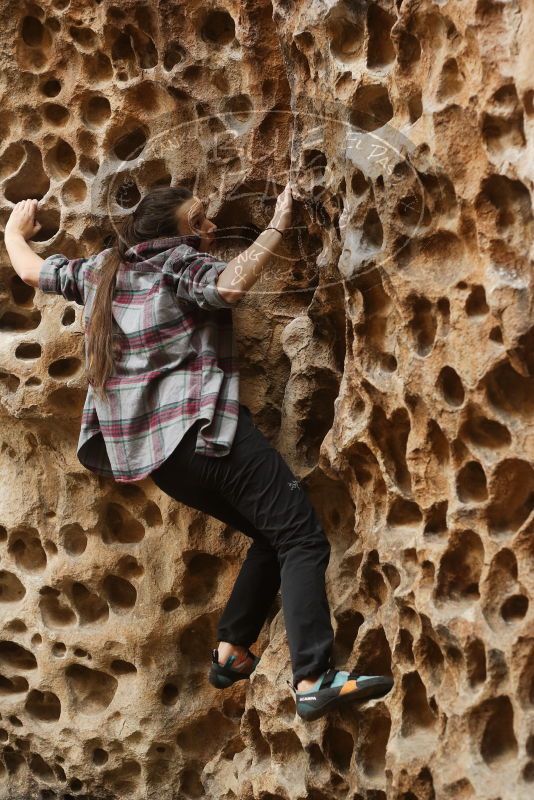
208, 647, 260, 689
288, 668, 393, 722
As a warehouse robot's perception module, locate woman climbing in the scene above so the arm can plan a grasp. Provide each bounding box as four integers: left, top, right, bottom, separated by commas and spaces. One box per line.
5, 186, 393, 722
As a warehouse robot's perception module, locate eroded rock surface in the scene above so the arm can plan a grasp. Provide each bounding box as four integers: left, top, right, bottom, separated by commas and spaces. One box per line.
0, 0, 533, 798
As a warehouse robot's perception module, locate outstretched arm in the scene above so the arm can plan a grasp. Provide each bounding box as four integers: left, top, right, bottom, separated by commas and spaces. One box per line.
172, 183, 294, 310
5, 199, 96, 304
4, 199, 44, 287
215, 182, 293, 305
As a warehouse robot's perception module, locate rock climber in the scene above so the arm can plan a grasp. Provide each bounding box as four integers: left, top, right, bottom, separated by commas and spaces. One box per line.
5, 186, 393, 721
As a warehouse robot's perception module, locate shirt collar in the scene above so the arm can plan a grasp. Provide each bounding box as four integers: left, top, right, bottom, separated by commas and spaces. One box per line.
123, 234, 201, 262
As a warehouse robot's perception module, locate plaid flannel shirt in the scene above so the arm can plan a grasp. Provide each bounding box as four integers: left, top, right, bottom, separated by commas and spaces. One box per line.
38, 234, 242, 483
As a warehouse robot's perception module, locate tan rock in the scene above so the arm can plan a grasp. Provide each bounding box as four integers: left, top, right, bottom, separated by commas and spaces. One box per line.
0, 0, 532, 798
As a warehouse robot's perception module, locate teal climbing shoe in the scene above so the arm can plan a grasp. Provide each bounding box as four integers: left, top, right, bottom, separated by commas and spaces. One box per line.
288, 668, 393, 722
208, 647, 260, 689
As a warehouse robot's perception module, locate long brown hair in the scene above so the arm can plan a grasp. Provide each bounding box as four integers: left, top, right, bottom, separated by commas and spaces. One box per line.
86, 185, 194, 401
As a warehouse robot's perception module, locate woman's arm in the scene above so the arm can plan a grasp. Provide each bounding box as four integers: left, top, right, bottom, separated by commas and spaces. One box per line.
4, 200, 44, 286
5, 199, 97, 303
5, 235, 44, 287
215, 183, 293, 304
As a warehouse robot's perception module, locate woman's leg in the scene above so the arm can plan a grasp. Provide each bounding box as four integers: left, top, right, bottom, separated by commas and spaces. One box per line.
152, 405, 335, 688
215, 533, 281, 649
150, 423, 281, 651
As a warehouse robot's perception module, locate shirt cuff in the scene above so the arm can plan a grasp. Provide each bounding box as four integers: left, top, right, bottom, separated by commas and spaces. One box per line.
202, 261, 237, 309
38, 254, 63, 293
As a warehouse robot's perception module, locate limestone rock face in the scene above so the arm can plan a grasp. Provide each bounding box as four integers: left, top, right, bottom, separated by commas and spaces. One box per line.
0, 0, 533, 798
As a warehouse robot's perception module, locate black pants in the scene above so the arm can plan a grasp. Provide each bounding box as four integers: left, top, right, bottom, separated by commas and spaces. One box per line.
149, 403, 334, 687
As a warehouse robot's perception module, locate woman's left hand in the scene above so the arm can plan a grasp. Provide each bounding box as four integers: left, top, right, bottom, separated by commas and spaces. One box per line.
5, 199, 42, 240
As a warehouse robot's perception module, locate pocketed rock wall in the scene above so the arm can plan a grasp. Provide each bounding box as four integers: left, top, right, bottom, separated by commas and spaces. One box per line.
0, 0, 533, 798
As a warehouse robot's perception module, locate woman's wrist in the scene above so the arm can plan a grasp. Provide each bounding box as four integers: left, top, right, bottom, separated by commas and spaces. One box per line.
265, 225, 284, 236
5, 231, 26, 244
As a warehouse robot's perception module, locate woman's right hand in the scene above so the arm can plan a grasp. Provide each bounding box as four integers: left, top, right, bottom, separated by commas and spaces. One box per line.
269, 182, 293, 232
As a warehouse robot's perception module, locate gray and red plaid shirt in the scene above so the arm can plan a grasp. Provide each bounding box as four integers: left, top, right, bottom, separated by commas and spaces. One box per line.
38, 234, 241, 483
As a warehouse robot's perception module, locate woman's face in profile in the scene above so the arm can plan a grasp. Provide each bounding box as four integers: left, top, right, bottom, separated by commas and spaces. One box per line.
175, 196, 217, 252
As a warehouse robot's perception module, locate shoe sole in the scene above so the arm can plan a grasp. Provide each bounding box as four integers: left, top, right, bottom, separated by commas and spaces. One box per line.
296, 676, 393, 722
208, 668, 250, 688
